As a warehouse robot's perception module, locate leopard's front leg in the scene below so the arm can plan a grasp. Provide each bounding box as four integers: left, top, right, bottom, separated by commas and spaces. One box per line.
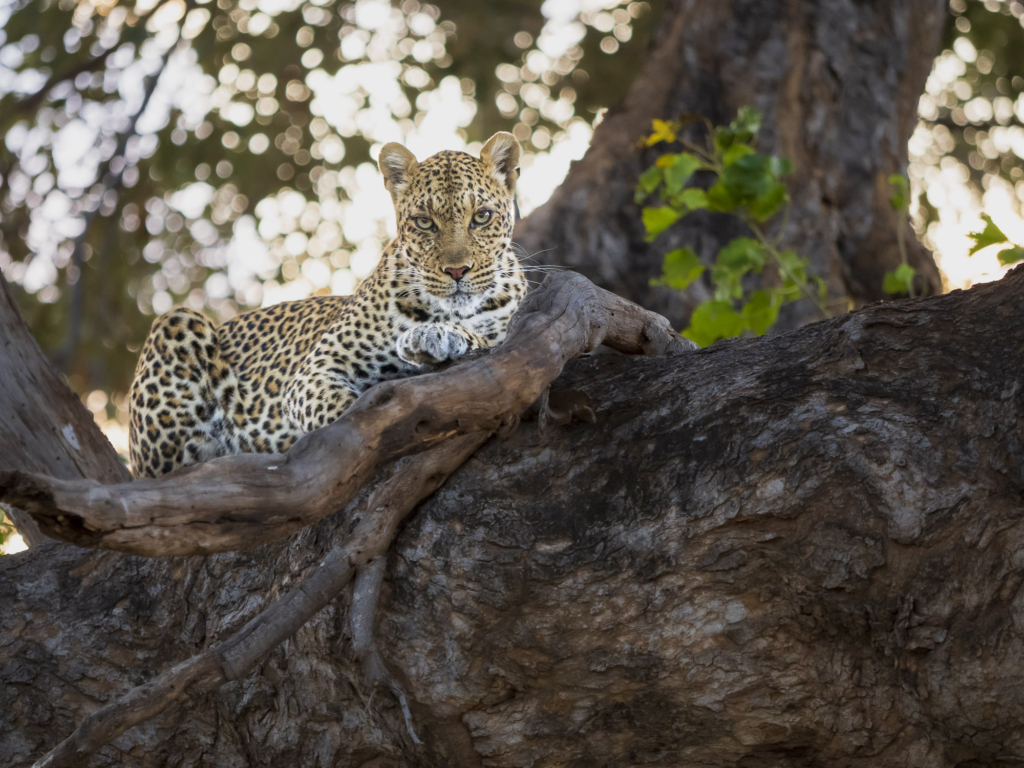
396, 323, 488, 366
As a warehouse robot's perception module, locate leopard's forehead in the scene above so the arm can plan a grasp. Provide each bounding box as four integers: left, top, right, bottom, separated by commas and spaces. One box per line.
397, 150, 511, 217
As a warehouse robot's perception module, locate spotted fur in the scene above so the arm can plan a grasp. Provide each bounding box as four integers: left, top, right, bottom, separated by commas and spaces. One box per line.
128, 133, 526, 478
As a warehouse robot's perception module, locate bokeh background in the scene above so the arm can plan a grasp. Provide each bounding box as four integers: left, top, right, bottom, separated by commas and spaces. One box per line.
0, 0, 1022, 550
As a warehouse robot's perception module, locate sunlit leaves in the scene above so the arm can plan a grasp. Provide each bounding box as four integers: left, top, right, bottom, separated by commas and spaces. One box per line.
642, 118, 678, 147
672, 187, 708, 212
642, 206, 681, 241
683, 300, 743, 348
997, 246, 1024, 266
634, 164, 662, 203
637, 107, 835, 347
968, 214, 1010, 255
662, 152, 701, 195
649, 247, 703, 290
740, 290, 780, 335
965, 213, 1024, 267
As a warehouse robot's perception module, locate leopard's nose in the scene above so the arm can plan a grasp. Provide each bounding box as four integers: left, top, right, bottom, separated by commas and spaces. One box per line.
443, 265, 471, 281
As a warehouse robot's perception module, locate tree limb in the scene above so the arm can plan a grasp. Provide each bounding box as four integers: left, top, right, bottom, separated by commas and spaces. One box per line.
0, 272, 695, 556
33, 433, 489, 768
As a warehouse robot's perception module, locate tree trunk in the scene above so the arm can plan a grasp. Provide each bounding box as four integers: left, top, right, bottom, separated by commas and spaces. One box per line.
3, 264, 1024, 767
517, 0, 946, 330
0, 276, 130, 548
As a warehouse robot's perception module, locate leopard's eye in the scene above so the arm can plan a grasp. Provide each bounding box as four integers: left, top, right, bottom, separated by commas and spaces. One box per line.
470, 209, 493, 228
411, 216, 435, 231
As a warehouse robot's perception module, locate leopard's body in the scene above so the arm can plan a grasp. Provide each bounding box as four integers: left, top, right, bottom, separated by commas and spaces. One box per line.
129, 133, 526, 478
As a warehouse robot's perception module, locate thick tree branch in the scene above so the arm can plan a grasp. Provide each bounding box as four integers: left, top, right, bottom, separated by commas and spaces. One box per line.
34, 433, 489, 768
4, 267, 1024, 766
0, 272, 694, 556
0, 270, 129, 549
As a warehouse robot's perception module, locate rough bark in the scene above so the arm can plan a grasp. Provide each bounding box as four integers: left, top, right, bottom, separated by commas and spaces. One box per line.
3, 266, 1024, 767
0, 271, 690, 556
517, 0, 946, 330
0, 275, 130, 548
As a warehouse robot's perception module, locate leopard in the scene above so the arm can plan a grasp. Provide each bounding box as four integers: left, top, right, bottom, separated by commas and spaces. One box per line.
128, 132, 527, 479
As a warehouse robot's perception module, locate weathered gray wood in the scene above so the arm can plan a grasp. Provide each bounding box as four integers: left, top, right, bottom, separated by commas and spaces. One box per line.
0, 272, 691, 556
3, 266, 1023, 767
517, 0, 946, 329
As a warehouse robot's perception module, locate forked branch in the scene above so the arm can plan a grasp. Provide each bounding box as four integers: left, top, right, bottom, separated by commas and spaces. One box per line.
0, 272, 695, 556
33, 434, 488, 768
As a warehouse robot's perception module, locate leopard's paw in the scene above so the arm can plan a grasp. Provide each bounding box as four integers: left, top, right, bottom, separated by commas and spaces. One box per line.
396, 324, 469, 366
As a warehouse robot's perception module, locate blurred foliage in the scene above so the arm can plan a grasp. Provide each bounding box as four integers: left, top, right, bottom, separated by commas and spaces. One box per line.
0, 507, 16, 551
968, 212, 1024, 263
0, 0, 658, 409
913, 0, 1024, 230
639, 109, 841, 348
883, 173, 918, 297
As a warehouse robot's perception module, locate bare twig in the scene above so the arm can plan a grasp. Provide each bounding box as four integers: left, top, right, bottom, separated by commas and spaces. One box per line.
33, 433, 488, 768
0, 271, 696, 556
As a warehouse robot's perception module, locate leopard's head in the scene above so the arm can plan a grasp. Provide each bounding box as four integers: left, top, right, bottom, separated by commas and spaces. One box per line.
378, 132, 522, 308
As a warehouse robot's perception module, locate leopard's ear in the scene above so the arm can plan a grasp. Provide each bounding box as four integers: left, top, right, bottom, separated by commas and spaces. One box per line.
480, 132, 521, 191
378, 143, 419, 200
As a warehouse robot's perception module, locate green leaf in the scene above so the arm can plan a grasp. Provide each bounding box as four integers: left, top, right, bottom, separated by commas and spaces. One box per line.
650, 248, 704, 290
683, 300, 745, 348
733, 106, 762, 135
714, 107, 762, 153
888, 173, 909, 211
997, 246, 1024, 266
663, 153, 702, 195
635, 165, 663, 203
741, 290, 780, 335
706, 181, 738, 212
711, 238, 765, 301
749, 181, 788, 222
719, 153, 777, 204
717, 237, 765, 272
712, 269, 744, 301
777, 250, 808, 293
883, 263, 917, 295
671, 188, 709, 211
722, 143, 754, 167
968, 214, 1009, 256
642, 206, 682, 241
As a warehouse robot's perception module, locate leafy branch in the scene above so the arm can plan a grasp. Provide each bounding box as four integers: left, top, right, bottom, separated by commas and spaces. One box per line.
883, 174, 917, 297
967, 214, 1024, 267
637, 108, 836, 348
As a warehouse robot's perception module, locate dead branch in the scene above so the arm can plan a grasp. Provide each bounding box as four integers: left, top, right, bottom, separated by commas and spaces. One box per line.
0, 271, 694, 556
33, 433, 488, 768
